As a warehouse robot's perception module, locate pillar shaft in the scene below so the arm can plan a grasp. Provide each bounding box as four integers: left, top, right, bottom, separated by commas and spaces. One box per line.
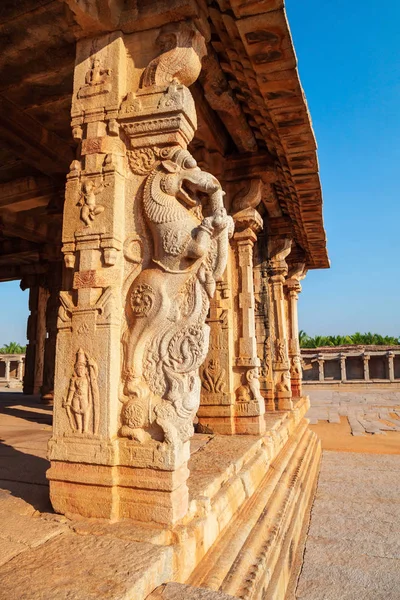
5, 359, 10, 382
33, 286, 49, 394
387, 352, 395, 381
230, 205, 265, 435
17, 360, 24, 381
317, 358, 325, 382
363, 355, 370, 381
340, 355, 347, 381
285, 263, 306, 398
268, 237, 292, 411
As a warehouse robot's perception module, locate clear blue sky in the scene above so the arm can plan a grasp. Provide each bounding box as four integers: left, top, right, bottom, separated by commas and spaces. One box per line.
0, 1, 399, 345
286, 0, 400, 336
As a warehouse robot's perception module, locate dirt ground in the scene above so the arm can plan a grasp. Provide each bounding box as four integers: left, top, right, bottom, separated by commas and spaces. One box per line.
310, 416, 400, 454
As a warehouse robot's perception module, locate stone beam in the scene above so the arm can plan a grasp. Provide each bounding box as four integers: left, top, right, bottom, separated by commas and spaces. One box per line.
0, 262, 48, 283
0, 210, 57, 244
0, 95, 74, 176
0, 176, 60, 211
191, 83, 232, 156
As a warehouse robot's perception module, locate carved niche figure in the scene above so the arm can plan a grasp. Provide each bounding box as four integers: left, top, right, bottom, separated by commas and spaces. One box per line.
85, 58, 110, 86
246, 367, 263, 400
78, 180, 105, 227
63, 349, 100, 434
291, 355, 302, 377
275, 339, 287, 364
202, 358, 226, 394
276, 372, 291, 393
121, 147, 234, 446
235, 384, 252, 404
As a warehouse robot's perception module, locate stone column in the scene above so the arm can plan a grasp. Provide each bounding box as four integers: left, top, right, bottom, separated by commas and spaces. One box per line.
197, 260, 237, 435
363, 353, 370, 381
285, 263, 306, 397
387, 351, 395, 381
17, 360, 24, 381
41, 266, 62, 404
5, 359, 10, 383
317, 355, 325, 382
23, 285, 38, 394
231, 202, 265, 435
48, 24, 232, 525
340, 353, 347, 381
33, 286, 49, 394
254, 230, 275, 412
268, 237, 293, 410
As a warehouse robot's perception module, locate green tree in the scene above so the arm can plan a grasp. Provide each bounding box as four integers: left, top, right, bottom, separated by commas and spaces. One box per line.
0, 342, 25, 354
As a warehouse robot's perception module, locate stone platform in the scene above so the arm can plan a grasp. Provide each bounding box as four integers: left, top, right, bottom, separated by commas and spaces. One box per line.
0, 391, 320, 599
306, 388, 400, 436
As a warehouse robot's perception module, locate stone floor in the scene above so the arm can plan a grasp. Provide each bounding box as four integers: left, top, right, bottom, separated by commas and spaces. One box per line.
296, 451, 400, 600
306, 389, 400, 435
2, 388, 400, 599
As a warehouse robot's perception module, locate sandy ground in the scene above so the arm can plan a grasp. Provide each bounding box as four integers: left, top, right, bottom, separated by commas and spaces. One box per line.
310, 416, 400, 454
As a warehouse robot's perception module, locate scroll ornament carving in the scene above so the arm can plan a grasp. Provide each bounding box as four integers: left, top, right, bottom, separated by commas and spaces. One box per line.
121, 147, 234, 448
202, 358, 226, 394
63, 349, 100, 435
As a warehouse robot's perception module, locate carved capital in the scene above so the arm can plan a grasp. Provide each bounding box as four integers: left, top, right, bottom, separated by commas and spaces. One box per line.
141, 22, 206, 88
268, 237, 291, 278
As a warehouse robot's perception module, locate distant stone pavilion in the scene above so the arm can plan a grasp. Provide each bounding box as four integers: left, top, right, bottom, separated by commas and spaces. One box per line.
302, 346, 400, 386
0, 1, 328, 598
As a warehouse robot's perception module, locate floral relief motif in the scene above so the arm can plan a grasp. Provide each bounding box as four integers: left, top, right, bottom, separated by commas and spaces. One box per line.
130, 284, 155, 317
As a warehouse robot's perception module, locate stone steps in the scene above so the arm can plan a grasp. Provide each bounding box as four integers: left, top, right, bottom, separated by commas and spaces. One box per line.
186, 418, 321, 599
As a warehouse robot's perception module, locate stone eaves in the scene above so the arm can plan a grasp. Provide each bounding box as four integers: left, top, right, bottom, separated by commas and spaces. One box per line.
208, 0, 329, 270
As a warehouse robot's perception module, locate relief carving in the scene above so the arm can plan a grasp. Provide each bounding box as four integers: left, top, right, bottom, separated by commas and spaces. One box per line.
202, 358, 226, 394
78, 58, 111, 99
78, 180, 106, 227
275, 339, 287, 364
63, 349, 100, 435
121, 147, 234, 447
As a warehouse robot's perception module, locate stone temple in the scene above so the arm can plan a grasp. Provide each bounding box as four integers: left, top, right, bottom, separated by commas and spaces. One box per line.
0, 1, 328, 598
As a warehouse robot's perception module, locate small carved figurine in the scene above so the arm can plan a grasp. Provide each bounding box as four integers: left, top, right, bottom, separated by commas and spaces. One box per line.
78, 180, 105, 227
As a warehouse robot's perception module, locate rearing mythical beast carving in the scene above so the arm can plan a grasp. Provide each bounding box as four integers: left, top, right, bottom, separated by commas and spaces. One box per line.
121, 146, 234, 447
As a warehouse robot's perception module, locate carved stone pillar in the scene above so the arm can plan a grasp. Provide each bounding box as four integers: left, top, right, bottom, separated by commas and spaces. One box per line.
317, 354, 325, 382
387, 351, 395, 381
268, 237, 293, 410
17, 360, 24, 381
33, 286, 49, 394
5, 359, 10, 383
340, 354, 347, 381
41, 267, 62, 405
254, 230, 275, 412
23, 285, 38, 394
48, 24, 232, 525
285, 263, 306, 397
197, 266, 236, 435
363, 353, 370, 381
231, 198, 265, 435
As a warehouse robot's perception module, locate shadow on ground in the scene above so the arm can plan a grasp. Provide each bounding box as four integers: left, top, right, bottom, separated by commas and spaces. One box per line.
0, 390, 53, 512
